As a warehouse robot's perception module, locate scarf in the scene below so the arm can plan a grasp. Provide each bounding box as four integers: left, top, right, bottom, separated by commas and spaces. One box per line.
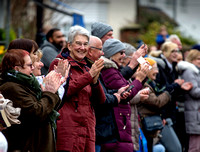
146, 78, 166, 96
5, 70, 42, 100
3, 70, 59, 129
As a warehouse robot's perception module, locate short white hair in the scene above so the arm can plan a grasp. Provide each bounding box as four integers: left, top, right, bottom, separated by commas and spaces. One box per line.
166, 34, 180, 42
68, 25, 90, 43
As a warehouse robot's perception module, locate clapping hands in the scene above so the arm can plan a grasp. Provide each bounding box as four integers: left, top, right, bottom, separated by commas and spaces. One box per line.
135, 62, 150, 82
54, 59, 71, 84
41, 71, 63, 93
89, 59, 104, 84
181, 82, 193, 91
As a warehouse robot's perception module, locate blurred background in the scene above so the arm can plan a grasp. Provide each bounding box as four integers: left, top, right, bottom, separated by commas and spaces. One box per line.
0, 0, 199, 56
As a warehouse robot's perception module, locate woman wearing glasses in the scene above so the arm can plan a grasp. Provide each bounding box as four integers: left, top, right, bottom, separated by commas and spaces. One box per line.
0, 49, 63, 152
49, 25, 106, 152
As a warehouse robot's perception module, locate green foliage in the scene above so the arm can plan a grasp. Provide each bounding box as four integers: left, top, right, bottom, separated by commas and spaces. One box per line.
139, 21, 197, 47
0, 28, 17, 61
136, 6, 197, 48
0, 28, 17, 42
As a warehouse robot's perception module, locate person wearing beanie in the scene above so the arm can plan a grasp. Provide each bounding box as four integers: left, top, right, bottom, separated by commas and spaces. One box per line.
153, 41, 193, 152
103, 38, 149, 81
100, 38, 150, 152
103, 39, 125, 60
91, 22, 113, 44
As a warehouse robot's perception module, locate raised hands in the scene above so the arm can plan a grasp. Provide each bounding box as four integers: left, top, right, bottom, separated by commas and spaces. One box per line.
54, 59, 71, 84
134, 44, 148, 59
174, 79, 193, 91
89, 58, 104, 84
181, 82, 193, 91
128, 44, 148, 69
174, 79, 185, 86
139, 87, 150, 101
135, 62, 150, 82
41, 71, 63, 93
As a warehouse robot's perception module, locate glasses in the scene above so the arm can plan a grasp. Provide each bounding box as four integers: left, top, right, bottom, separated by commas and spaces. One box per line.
74, 41, 89, 47
90, 46, 102, 51
24, 63, 33, 68
124, 56, 132, 59
119, 51, 125, 55
171, 50, 179, 53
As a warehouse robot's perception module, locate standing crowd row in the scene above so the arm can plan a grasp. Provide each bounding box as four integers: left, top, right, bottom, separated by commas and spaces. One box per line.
0, 22, 199, 152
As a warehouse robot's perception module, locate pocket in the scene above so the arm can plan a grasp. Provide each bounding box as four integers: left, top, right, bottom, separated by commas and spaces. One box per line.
113, 104, 132, 142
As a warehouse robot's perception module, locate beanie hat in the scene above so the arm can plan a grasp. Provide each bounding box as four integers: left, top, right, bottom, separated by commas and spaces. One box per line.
91, 22, 113, 39
161, 41, 178, 58
145, 58, 156, 66
103, 39, 125, 58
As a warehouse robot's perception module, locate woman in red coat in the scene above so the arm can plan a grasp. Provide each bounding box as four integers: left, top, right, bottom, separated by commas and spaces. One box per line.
49, 25, 106, 152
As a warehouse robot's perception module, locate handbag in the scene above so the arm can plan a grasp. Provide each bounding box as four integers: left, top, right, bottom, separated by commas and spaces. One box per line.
142, 115, 163, 132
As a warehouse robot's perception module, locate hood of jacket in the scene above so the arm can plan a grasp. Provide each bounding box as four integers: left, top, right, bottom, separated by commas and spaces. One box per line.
177, 60, 199, 74
100, 56, 118, 69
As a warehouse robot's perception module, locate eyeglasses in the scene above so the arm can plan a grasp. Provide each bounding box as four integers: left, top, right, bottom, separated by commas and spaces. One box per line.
24, 63, 33, 68
124, 56, 132, 59
171, 50, 179, 53
90, 46, 102, 51
74, 41, 89, 47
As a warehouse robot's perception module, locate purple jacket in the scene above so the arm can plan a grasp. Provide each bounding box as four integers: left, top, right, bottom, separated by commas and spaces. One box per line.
100, 57, 143, 152
101, 57, 143, 100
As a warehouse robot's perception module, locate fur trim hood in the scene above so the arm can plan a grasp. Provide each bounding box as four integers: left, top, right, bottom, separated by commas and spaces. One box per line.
100, 56, 118, 69
177, 60, 199, 74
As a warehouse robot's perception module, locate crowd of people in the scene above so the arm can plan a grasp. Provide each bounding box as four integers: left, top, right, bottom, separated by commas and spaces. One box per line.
0, 22, 199, 152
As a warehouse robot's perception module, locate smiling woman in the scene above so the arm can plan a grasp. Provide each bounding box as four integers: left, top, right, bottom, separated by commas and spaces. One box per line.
0, 49, 63, 152
49, 25, 106, 152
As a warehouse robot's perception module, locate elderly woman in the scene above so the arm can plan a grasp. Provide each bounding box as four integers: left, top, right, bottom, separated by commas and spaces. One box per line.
0, 49, 63, 152
178, 49, 200, 152
49, 25, 106, 152
8, 38, 70, 100
100, 38, 149, 152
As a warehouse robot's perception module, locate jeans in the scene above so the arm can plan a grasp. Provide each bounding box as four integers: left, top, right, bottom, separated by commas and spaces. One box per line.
153, 144, 165, 152
95, 144, 101, 152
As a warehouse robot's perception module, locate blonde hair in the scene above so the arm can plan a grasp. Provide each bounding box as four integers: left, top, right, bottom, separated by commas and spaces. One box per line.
161, 41, 178, 57
32, 49, 43, 63
186, 49, 200, 63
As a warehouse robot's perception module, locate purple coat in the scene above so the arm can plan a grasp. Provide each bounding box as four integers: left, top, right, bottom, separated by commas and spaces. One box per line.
100, 57, 143, 152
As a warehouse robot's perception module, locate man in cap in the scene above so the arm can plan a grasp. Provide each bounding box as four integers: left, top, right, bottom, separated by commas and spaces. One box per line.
91, 22, 113, 44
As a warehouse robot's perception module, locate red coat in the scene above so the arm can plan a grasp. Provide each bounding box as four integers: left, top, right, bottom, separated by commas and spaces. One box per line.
49, 49, 106, 151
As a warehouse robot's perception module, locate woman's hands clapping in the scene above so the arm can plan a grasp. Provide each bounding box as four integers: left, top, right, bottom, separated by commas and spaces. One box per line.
89, 59, 104, 84
54, 59, 71, 84
135, 62, 150, 82
41, 71, 63, 93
